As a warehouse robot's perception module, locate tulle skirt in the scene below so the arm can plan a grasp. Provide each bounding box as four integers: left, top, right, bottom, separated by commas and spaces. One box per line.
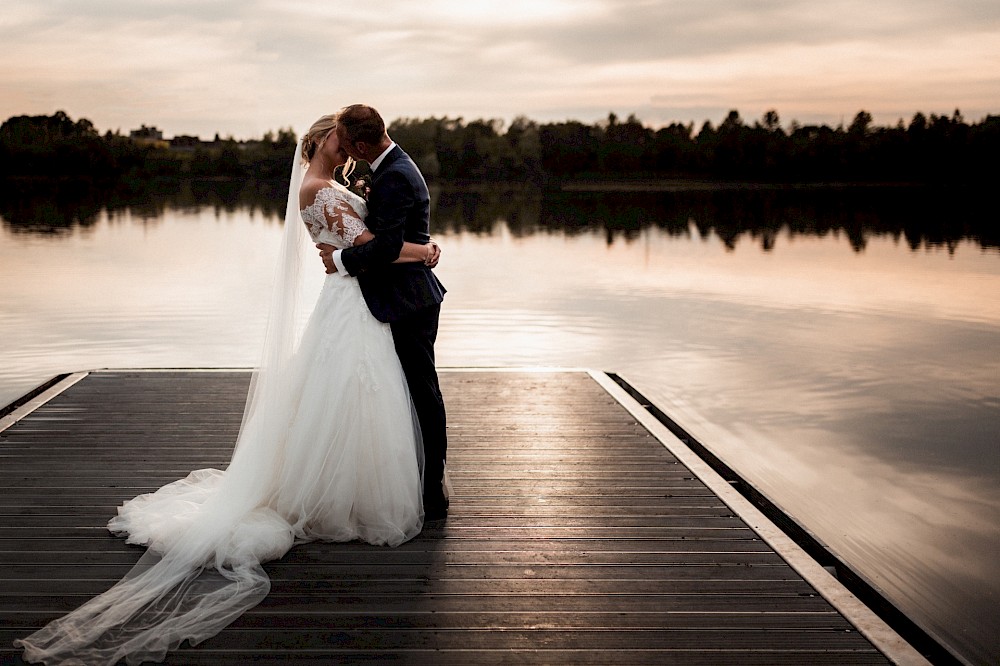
15, 273, 424, 665
112, 272, 424, 550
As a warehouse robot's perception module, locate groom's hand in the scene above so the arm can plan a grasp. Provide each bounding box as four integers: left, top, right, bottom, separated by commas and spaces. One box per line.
316, 243, 337, 274
425, 241, 441, 268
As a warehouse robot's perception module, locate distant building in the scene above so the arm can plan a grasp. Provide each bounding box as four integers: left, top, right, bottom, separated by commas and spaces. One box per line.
129, 125, 165, 146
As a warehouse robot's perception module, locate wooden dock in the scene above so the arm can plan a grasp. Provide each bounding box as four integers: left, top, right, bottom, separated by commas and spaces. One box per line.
0, 369, 925, 664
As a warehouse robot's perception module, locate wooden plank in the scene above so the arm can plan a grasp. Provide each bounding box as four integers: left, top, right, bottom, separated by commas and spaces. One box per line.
2, 610, 859, 631
144, 654, 890, 666
0, 370, 891, 664
0, 593, 841, 615
0, 627, 882, 651
3, 578, 819, 596
0, 563, 808, 581
0, 549, 789, 567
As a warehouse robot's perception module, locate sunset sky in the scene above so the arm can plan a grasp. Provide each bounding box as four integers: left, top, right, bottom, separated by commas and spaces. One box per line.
1, 0, 998, 139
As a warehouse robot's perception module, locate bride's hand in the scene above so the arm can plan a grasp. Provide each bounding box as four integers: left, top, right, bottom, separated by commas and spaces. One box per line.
316, 243, 337, 274
424, 241, 441, 268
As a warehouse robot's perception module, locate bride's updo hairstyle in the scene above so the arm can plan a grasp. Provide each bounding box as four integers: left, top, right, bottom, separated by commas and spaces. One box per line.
300, 115, 338, 164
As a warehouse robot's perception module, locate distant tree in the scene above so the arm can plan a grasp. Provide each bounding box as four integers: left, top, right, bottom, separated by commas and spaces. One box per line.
714, 110, 748, 177
241, 127, 297, 179
762, 110, 781, 133
216, 139, 243, 176
505, 116, 542, 179
600, 113, 651, 172
651, 122, 696, 174
389, 116, 446, 177
968, 114, 1000, 181
848, 111, 873, 135
908, 112, 927, 135
539, 121, 600, 177
719, 110, 743, 133
461, 118, 510, 179
0, 111, 110, 176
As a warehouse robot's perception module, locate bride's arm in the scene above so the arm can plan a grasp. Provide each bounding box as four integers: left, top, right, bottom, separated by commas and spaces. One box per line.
307, 184, 440, 268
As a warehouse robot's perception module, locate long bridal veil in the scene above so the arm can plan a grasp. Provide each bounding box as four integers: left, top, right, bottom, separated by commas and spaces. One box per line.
14, 141, 318, 665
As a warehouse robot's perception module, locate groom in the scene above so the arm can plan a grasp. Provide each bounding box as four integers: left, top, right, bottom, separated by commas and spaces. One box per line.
318, 104, 450, 521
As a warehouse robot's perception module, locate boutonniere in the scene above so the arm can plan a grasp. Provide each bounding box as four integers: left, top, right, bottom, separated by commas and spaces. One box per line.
347, 173, 372, 201
339, 157, 373, 201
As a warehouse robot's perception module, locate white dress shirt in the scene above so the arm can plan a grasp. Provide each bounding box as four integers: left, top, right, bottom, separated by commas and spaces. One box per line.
332, 141, 397, 276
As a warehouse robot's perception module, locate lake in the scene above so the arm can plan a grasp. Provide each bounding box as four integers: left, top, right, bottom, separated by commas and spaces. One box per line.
1, 181, 997, 664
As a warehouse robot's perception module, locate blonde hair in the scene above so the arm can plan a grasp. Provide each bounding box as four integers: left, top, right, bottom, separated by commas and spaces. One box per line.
300, 114, 337, 164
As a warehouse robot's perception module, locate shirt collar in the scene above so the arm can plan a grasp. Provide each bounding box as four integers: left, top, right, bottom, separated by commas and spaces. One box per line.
369, 141, 396, 172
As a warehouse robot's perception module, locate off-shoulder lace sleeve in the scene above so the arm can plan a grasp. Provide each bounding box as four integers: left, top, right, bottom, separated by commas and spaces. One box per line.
318, 187, 368, 246
300, 185, 369, 248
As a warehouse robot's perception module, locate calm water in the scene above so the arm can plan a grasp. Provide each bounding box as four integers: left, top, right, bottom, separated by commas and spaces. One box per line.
1, 183, 998, 664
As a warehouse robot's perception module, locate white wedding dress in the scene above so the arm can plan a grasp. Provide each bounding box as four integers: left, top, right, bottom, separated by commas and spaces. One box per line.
15, 149, 424, 665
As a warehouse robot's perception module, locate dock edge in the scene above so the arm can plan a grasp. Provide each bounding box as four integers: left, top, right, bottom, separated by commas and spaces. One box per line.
0, 372, 90, 433
592, 370, 943, 666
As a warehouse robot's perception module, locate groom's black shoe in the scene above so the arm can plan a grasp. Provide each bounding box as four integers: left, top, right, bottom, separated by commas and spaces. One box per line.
424, 506, 448, 521
424, 497, 449, 522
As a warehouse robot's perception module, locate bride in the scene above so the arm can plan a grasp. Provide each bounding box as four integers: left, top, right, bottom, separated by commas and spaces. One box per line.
14, 115, 439, 665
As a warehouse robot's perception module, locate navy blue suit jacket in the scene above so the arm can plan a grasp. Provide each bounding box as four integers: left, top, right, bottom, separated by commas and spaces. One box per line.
340, 145, 446, 323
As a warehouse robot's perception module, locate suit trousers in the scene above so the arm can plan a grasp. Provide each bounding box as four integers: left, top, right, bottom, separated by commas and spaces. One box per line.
390, 303, 448, 508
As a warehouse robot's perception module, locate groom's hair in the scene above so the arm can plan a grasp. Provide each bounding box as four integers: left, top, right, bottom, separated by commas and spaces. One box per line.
338, 105, 386, 146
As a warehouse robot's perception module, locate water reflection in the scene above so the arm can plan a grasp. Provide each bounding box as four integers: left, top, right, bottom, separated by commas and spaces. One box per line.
432, 185, 999, 253
2, 179, 996, 253
0, 179, 287, 233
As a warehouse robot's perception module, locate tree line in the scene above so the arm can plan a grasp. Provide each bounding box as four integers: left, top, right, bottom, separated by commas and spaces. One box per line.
0, 111, 297, 182
1, 109, 997, 184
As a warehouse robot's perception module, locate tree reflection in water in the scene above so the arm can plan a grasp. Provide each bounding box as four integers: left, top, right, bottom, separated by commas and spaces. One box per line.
1, 179, 995, 254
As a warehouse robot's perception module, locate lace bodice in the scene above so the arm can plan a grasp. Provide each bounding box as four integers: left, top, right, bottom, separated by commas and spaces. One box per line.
300, 183, 369, 249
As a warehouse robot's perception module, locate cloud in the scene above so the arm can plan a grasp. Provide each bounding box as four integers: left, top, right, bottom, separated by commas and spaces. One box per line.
0, 0, 997, 137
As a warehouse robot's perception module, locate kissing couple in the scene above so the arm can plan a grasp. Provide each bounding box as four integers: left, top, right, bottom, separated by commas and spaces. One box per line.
16, 104, 449, 665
